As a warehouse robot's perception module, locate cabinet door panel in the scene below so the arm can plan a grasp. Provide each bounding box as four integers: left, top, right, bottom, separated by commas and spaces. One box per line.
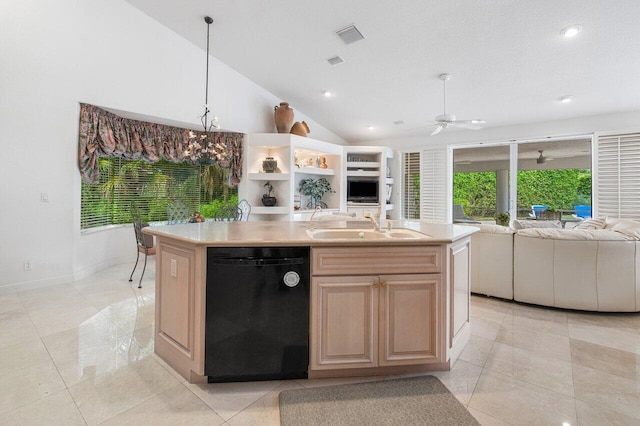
379, 274, 441, 365
311, 276, 378, 370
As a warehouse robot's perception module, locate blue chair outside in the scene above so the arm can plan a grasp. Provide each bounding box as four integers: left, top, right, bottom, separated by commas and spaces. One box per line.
574, 205, 592, 218
531, 205, 548, 218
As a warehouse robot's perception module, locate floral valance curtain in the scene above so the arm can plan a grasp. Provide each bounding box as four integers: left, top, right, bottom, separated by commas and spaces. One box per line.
78, 103, 243, 186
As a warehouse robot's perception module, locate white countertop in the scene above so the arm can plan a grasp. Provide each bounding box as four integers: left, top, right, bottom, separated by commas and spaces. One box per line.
143, 220, 478, 246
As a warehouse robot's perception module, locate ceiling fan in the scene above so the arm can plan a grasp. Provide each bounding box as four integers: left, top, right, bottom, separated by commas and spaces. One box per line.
536, 150, 552, 164
431, 73, 485, 136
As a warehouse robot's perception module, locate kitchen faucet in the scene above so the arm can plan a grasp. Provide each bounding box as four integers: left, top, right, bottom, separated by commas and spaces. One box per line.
309, 206, 322, 230
364, 210, 381, 232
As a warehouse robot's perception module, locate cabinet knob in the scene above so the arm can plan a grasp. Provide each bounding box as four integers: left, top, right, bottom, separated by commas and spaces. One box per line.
380, 281, 386, 287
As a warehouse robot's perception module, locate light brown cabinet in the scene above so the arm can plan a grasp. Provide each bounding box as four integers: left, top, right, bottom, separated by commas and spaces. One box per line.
310, 246, 444, 373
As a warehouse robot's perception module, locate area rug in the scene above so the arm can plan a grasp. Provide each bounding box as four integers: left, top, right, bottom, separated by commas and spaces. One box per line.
279, 375, 479, 425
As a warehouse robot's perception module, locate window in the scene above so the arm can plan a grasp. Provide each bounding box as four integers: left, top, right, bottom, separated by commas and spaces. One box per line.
401, 152, 421, 219
81, 158, 237, 229
596, 132, 640, 219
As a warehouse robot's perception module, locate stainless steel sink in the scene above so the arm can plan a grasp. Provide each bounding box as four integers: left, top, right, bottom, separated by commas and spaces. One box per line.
306, 228, 431, 240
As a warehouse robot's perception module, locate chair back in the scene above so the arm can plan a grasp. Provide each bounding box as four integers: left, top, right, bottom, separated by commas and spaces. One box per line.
237, 199, 251, 221
131, 202, 153, 249
167, 199, 190, 224
574, 205, 592, 218
214, 204, 242, 222
531, 205, 548, 218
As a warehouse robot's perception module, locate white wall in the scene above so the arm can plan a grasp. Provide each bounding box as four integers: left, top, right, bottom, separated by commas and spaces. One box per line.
0, 0, 346, 292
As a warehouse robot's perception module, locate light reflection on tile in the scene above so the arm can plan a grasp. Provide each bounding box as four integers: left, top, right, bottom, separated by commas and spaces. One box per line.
572, 363, 640, 420
468, 369, 577, 425
68, 356, 180, 425
484, 341, 574, 397
0, 262, 637, 424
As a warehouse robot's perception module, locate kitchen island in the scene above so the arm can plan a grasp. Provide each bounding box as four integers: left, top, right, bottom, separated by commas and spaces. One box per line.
143, 220, 477, 383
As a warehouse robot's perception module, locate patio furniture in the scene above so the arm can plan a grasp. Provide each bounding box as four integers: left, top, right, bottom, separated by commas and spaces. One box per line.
453, 204, 480, 224
531, 205, 548, 218
574, 205, 592, 218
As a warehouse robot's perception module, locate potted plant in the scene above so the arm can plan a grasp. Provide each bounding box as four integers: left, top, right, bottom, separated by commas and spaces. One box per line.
298, 178, 334, 209
495, 212, 510, 226
262, 182, 277, 206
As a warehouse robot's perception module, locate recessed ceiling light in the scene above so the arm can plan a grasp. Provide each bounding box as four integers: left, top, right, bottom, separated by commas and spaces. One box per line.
560, 25, 582, 38
558, 95, 574, 103
323, 91, 332, 98
367, 126, 375, 130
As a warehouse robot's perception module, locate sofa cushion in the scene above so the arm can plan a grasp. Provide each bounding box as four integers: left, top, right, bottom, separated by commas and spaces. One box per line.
473, 224, 515, 234
515, 228, 633, 241
512, 219, 562, 230
608, 218, 640, 239
575, 217, 607, 230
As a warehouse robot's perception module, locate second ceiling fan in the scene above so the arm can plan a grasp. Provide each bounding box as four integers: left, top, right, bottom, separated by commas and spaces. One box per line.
431, 73, 486, 135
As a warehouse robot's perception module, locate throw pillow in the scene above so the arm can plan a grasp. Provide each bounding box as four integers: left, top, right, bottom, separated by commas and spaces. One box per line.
609, 219, 640, 239
575, 217, 607, 230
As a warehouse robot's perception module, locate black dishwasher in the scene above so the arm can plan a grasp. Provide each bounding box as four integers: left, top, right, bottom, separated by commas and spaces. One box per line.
205, 246, 310, 383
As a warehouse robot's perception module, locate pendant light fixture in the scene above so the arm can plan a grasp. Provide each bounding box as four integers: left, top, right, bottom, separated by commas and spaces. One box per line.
185, 16, 221, 164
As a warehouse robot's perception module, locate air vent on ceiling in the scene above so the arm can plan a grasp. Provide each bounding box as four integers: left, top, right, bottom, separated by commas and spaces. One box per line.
336, 25, 365, 45
394, 120, 406, 125
327, 55, 344, 65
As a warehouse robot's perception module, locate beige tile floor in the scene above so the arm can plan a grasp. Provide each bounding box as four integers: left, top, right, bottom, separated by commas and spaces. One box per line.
1, 260, 639, 425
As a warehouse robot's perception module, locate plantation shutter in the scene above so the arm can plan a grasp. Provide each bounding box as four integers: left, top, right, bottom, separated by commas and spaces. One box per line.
421, 148, 447, 222
596, 133, 640, 219
401, 152, 421, 219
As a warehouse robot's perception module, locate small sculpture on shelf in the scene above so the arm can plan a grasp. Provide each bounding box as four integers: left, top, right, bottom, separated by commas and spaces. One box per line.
319, 156, 327, 169
290, 121, 310, 137
274, 102, 294, 133
262, 156, 277, 173
262, 182, 277, 206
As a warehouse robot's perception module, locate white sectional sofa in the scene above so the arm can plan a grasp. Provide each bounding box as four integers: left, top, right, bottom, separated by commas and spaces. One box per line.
470, 224, 515, 300
470, 218, 640, 312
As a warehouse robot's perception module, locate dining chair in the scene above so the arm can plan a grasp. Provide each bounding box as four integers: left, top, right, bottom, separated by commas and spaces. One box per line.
237, 199, 251, 221
167, 199, 190, 224
129, 202, 155, 288
214, 204, 242, 222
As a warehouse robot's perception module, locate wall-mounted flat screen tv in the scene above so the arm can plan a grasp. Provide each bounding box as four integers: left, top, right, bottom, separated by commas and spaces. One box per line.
347, 180, 378, 202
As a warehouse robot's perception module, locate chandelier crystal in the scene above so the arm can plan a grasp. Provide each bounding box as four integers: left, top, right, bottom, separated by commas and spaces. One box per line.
185, 16, 221, 164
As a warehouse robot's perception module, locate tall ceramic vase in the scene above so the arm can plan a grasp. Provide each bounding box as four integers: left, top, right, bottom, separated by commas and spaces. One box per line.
274, 102, 294, 133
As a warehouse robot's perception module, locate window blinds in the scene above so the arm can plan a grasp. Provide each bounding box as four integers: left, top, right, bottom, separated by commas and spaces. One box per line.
596, 133, 640, 219
401, 152, 421, 219
421, 148, 447, 222
81, 158, 204, 229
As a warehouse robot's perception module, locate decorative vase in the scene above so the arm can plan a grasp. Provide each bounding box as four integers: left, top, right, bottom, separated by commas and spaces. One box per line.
262, 195, 277, 207
262, 156, 277, 173
274, 102, 294, 133
290, 121, 310, 137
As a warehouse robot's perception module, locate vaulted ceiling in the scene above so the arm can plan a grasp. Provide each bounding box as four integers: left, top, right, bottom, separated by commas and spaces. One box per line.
124, 0, 640, 143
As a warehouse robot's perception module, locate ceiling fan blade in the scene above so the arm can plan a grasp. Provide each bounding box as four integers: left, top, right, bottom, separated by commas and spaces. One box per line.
454, 119, 486, 125
431, 125, 444, 136
451, 122, 482, 130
